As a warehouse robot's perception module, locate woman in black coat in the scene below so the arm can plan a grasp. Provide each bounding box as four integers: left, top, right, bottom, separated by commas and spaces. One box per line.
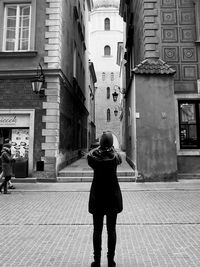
0, 143, 13, 194
88, 131, 123, 267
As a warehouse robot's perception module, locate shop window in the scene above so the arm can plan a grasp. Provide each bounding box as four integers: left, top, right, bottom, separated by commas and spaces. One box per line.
107, 109, 111, 122
2, 3, 35, 51
107, 87, 110, 99
104, 45, 111, 56
178, 100, 200, 149
111, 72, 114, 81
104, 18, 110, 31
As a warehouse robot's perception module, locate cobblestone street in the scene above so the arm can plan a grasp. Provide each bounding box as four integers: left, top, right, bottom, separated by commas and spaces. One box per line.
0, 181, 200, 266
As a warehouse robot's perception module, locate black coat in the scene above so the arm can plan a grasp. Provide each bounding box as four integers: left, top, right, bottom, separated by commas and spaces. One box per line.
87, 146, 123, 215
1, 147, 12, 177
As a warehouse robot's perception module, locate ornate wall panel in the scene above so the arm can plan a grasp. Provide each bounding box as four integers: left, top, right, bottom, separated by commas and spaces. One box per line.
181, 65, 198, 80
161, 0, 176, 8
178, 0, 194, 7
161, 10, 177, 25
181, 47, 197, 62
163, 46, 179, 61
162, 28, 178, 42
180, 27, 196, 42
160, 0, 198, 86
179, 9, 195, 25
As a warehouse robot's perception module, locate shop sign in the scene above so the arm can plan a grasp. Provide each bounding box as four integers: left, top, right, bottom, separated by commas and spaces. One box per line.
0, 115, 17, 125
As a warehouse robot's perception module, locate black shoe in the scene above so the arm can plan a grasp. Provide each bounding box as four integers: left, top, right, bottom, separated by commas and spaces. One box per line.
8, 185, 15, 189
91, 262, 100, 267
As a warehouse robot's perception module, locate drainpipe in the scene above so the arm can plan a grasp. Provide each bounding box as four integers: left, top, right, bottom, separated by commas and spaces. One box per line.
132, 74, 138, 182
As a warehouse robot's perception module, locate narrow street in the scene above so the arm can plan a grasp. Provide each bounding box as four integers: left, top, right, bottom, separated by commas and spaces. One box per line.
0, 180, 200, 266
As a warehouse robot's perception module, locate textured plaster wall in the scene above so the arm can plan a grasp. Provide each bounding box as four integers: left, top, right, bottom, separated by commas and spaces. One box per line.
135, 74, 177, 180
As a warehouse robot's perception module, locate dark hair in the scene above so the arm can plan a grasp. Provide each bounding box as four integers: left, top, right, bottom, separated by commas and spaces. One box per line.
100, 131, 113, 148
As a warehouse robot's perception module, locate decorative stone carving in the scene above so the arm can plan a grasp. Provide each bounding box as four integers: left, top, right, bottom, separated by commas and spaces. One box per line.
178, 0, 193, 7
161, 0, 176, 8
180, 27, 195, 42
163, 47, 179, 61
162, 28, 178, 42
179, 10, 195, 25
161, 10, 177, 25
182, 65, 197, 80
181, 47, 197, 62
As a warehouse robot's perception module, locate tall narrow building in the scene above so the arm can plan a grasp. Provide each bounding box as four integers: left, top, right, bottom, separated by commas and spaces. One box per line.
89, 0, 123, 149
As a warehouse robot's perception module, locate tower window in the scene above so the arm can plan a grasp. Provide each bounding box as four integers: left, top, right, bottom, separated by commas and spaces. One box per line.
102, 72, 105, 81
107, 87, 110, 99
104, 45, 111, 56
107, 109, 111, 122
104, 18, 110, 31
111, 72, 114, 81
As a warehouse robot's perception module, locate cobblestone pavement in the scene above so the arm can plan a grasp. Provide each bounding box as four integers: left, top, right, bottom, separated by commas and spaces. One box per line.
0, 181, 200, 266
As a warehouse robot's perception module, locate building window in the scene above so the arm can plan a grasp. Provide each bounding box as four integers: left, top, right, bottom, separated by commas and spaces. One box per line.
107, 87, 110, 99
102, 72, 105, 81
107, 109, 111, 122
3, 4, 32, 51
111, 72, 114, 81
104, 45, 111, 56
104, 18, 110, 31
178, 100, 200, 149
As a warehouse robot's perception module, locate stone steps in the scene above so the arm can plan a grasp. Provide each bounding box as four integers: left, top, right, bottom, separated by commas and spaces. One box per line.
57, 169, 136, 182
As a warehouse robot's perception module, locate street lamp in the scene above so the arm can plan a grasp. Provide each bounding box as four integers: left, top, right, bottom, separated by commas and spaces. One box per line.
112, 85, 125, 102
31, 63, 45, 97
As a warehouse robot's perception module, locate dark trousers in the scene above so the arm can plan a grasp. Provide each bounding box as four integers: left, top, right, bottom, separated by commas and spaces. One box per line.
0, 176, 11, 193
92, 213, 117, 263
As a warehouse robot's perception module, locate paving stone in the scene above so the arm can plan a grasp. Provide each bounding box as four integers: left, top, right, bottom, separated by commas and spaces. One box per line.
0, 183, 200, 266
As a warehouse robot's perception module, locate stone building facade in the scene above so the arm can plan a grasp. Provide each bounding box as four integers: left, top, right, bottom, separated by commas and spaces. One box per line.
0, 0, 94, 180
89, 0, 123, 148
120, 0, 200, 180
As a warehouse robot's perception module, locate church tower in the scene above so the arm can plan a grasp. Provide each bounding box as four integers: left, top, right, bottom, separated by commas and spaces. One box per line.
89, 0, 123, 149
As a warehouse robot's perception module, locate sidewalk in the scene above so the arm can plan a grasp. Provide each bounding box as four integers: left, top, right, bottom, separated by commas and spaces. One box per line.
0, 180, 200, 266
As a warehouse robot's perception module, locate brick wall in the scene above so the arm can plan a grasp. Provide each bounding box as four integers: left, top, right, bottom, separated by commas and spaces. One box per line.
0, 78, 45, 169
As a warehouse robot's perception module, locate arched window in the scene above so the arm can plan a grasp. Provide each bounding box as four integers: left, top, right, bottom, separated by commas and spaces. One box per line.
107, 109, 111, 122
104, 18, 110, 31
107, 87, 110, 99
111, 72, 114, 81
104, 45, 111, 56
102, 72, 105, 81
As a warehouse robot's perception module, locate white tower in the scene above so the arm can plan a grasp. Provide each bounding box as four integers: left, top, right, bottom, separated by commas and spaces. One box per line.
89, 0, 123, 149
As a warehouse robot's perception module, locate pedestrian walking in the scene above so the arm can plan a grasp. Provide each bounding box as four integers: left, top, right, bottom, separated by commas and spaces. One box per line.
0, 142, 13, 194
0, 138, 15, 190
87, 131, 123, 267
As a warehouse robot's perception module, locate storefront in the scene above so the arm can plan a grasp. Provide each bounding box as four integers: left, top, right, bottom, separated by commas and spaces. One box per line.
0, 109, 35, 176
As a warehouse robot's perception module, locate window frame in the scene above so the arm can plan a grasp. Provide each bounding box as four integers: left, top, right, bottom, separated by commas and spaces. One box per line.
110, 72, 114, 81
107, 87, 110, 99
178, 100, 200, 149
107, 108, 111, 122
1, 0, 36, 52
104, 45, 111, 56
104, 18, 110, 31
